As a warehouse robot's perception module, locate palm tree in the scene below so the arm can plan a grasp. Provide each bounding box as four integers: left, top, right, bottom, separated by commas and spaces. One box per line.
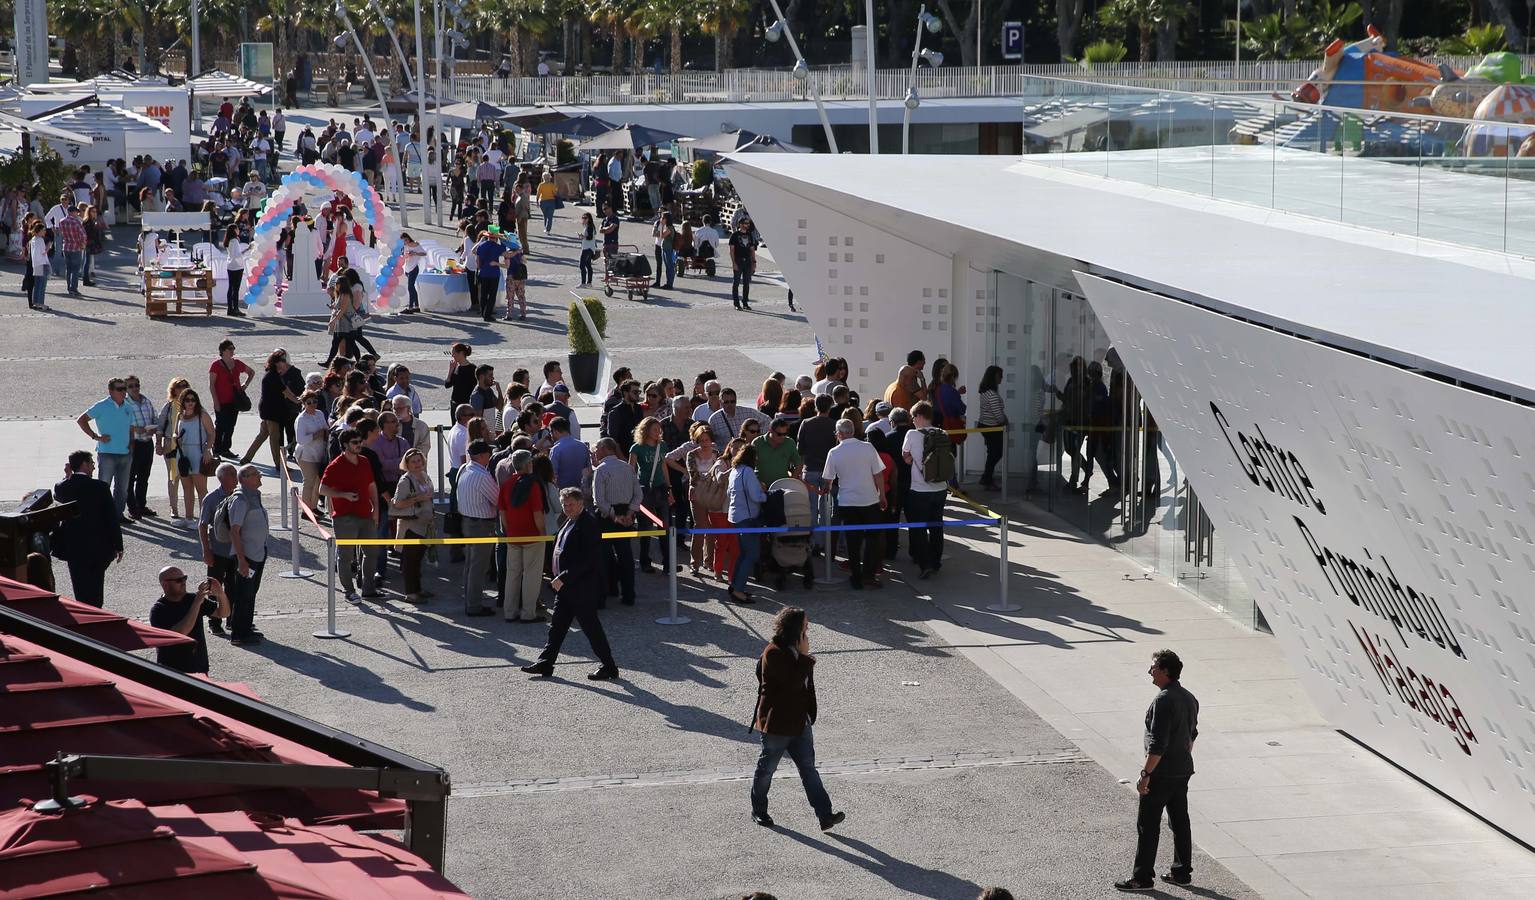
587, 0, 628, 74
1098, 0, 1192, 62
53, 0, 118, 78
697, 0, 752, 71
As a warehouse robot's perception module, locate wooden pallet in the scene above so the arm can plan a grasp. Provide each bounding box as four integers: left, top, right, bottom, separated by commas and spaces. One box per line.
144, 270, 214, 317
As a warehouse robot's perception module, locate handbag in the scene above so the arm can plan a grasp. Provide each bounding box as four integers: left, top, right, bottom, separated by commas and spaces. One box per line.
199, 455, 218, 477
690, 455, 728, 512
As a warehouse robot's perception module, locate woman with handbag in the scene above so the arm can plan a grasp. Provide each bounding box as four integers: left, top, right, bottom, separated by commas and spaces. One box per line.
392, 449, 435, 603
629, 417, 673, 573
294, 391, 330, 516
174, 389, 217, 517
156, 378, 192, 518
708, 437, 746, 582
208, 339, 254, 460
673, 423, 720, 577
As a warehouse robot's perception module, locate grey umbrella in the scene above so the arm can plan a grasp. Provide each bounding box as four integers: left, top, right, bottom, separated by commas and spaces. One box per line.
501, 106, 575, 129
684, 129, 764, 153
528, 114, 618, 137
436, 100, 519, 129
576, 123, 690, 152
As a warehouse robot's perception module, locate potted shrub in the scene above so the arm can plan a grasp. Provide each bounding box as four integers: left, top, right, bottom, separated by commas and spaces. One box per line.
690, 158, 714, 188
567, 295, 607, 393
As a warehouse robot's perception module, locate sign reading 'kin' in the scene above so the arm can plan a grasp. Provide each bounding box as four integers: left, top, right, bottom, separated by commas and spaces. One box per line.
1076, 272, 1535, 847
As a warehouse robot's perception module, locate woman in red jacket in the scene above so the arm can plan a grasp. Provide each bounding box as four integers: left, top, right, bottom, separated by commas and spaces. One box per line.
749, 606, 846, 832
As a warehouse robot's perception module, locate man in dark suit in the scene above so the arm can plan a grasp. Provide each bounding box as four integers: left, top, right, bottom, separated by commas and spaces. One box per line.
51, 450, 124, 608
521, 487, 619, 681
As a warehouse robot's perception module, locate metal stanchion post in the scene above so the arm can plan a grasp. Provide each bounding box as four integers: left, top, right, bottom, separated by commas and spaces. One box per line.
279, 486, 314, 579
1001, 426, 1010, 504
814, 493, 848, 591
656, 525, 689, 625
987, 518, 1019, 612
314, 538, 351, 638
274, 469, 290, 533
435, 426, 446, 495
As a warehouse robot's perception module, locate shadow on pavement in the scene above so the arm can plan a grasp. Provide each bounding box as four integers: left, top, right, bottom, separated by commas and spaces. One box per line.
775, 829, 982, 900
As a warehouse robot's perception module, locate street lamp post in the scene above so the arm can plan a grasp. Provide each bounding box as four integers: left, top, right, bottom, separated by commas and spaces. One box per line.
901, 6, 943, 155
334, 3, 410, 227
764, 0, 839, 153
865, 0, 878, 153
191, 0, 202, 77
412, 0, 430, 225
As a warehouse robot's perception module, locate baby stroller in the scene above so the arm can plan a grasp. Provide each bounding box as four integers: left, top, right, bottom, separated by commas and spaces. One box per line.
768, 478, 814, 590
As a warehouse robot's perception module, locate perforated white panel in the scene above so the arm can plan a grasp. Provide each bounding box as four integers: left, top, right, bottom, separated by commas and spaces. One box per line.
730, 168, 954, 400
1078, 273, 1535, 844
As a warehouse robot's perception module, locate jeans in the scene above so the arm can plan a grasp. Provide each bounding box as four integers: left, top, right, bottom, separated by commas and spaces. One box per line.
84, 252, 98, 280
729, 517, 760, 593
129, 440, 155, 515
406, 267, 419, 309
661, 248, 676, 287
981, 428, 1004, 486
750, 724, 833, 820
97, 451, 132, 517
578, 249, 594, 284
654, 245, 665, 284
228, 557, 265, 638
29, 267, 48, 307
540, 199, 557, 231
732, 266, 752, 306
226, 270, 244, 313
503, 539, 543, 620
838, 503, 883, 586
333, 514, 380, 593
904, 488, 947, 571
601, 517, 635, 604
214, 406, 240, 458
461, 516, 496, 611
1134, 774, 1193, 883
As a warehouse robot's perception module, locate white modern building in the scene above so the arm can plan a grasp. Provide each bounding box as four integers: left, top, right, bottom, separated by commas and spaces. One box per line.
728, 140, 1535, 848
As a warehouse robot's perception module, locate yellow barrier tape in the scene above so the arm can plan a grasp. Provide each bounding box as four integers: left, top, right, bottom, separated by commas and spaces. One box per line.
948, 489, 1003, 522
333, 529, 667, 546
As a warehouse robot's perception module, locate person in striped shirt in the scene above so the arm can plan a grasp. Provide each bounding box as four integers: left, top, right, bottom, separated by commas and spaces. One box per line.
976, 366, 1010, 491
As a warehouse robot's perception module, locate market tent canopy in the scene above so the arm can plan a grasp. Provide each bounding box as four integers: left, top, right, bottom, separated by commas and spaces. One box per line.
0, 108, 94, 145
576, 122, 690, 151
188, 69, 272, 98
684, 129, 765, 153
436, 100, 519, 129
528, 114, 617, 137
386, 91, 444, 113
501, 106, 574, 129
0, 799, 470, 898
728, 135, 813, 154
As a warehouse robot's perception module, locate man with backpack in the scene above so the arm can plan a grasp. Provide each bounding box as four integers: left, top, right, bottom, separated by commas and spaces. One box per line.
901, 401, 953, 579
220, 465, 270, 647
197, 463, 239, 636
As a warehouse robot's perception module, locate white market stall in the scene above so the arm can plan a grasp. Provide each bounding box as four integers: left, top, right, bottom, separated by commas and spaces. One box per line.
187, 70, 273, 100
35, 104, 182, 167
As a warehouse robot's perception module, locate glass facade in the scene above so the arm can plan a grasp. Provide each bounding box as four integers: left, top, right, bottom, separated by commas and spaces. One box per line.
984, 271, 1269, 633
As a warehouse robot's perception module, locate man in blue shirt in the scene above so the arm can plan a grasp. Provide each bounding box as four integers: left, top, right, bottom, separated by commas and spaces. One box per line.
75, 377, 134, 521
549, 418, 590, 491
472, 227, 505, 322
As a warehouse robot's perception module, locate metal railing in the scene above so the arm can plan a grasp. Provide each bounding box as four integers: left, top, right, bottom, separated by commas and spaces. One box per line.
1017, 73, 1535, 261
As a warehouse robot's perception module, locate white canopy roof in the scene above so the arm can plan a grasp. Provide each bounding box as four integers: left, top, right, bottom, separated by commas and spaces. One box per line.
38, 104, 171, 135
0, 108, 94, 145
188, 70, 272, 99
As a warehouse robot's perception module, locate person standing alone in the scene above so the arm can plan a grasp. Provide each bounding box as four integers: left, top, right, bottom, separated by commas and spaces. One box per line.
521, 488, 619, 680
749, 606, 845, 832
1115, 649, 1200, 892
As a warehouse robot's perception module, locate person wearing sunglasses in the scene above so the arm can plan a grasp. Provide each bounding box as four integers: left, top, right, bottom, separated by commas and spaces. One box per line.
149, 567, 230, 674
76, 377, 135, 521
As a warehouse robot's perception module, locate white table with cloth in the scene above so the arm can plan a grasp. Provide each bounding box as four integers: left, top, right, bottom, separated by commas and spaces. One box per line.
415, 269, 473, 312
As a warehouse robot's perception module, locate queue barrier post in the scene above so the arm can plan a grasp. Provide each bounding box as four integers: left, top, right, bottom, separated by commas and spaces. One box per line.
278, 486, 315, 579
314, 537, 351, 639
814, 491, 848, 592
274, 466, 291, 534
434, 426, 446, 496
986, 517, 1019, 613
1001, 426, 1010, 504
656, 524, 689, 626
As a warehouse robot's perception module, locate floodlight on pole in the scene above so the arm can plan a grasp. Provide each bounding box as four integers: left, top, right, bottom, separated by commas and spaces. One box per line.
765, 19, 785, 43
762, 0, 838, 153
902, 5, 944, 155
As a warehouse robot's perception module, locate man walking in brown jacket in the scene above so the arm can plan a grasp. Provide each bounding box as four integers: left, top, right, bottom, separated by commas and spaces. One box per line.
749, 606, 845, 831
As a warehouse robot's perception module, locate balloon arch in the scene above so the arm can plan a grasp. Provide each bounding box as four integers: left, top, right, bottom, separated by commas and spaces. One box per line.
240, 163, 407, 315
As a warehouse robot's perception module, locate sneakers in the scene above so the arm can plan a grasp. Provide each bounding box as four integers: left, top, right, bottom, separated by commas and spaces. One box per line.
1113, 879, 1154, 892
1161, 871, 1192, 886
751, 811, 775, 828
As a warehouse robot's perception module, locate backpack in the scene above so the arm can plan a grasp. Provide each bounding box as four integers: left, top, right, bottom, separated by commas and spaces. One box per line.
212, 492, 240, 544
920, 427, 956, 485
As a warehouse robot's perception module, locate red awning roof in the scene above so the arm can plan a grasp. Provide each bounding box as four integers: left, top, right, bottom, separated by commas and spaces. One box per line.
0, 633, 404, 829
0, 798, 469, 898
0, 576, 192, 651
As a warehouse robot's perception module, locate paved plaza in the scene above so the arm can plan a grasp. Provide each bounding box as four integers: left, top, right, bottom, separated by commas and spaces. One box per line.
2, 118, 1531, 898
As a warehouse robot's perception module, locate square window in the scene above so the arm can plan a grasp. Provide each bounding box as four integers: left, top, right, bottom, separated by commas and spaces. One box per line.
922, 304, 932, 314
845, 236, 855, 246
876, 254, 885, 264
844, 253, 853, 262
938, 288, 948, 298
827, 318, 837, 326
797, 235, 808, 245
843, 334, 852, 344
829, 268, 838, 278
798, 252, 807, 262
859, 319, 868, 328
798, 218, 807, 228
829, 253, 838, 263
859, 286, 869, 296
844, 286, 853, 295
938, 322, 948, 332
858, 368, 868, 378
922, 321, 931, 331
843, 302, 853, 311
829, 236, 839, 246
843, 318, 852, 328
859, 302, 869, 312
938, 305, 948, 315
874, 351, 885, 362
922, 288, 933, 298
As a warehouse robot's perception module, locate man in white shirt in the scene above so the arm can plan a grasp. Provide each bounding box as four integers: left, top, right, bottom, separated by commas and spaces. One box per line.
355, 122, 376, 146
692, 380, 724, 424
455, 439, 500, 616
822, 418, 887, 590
707, 388, 769, 447
537, 60, 551, 77
446, 404, 473, 469
813, 357, 848, 397
694, 218, 721, 258
900, 401, 949, 579
44, 193, 71, 265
